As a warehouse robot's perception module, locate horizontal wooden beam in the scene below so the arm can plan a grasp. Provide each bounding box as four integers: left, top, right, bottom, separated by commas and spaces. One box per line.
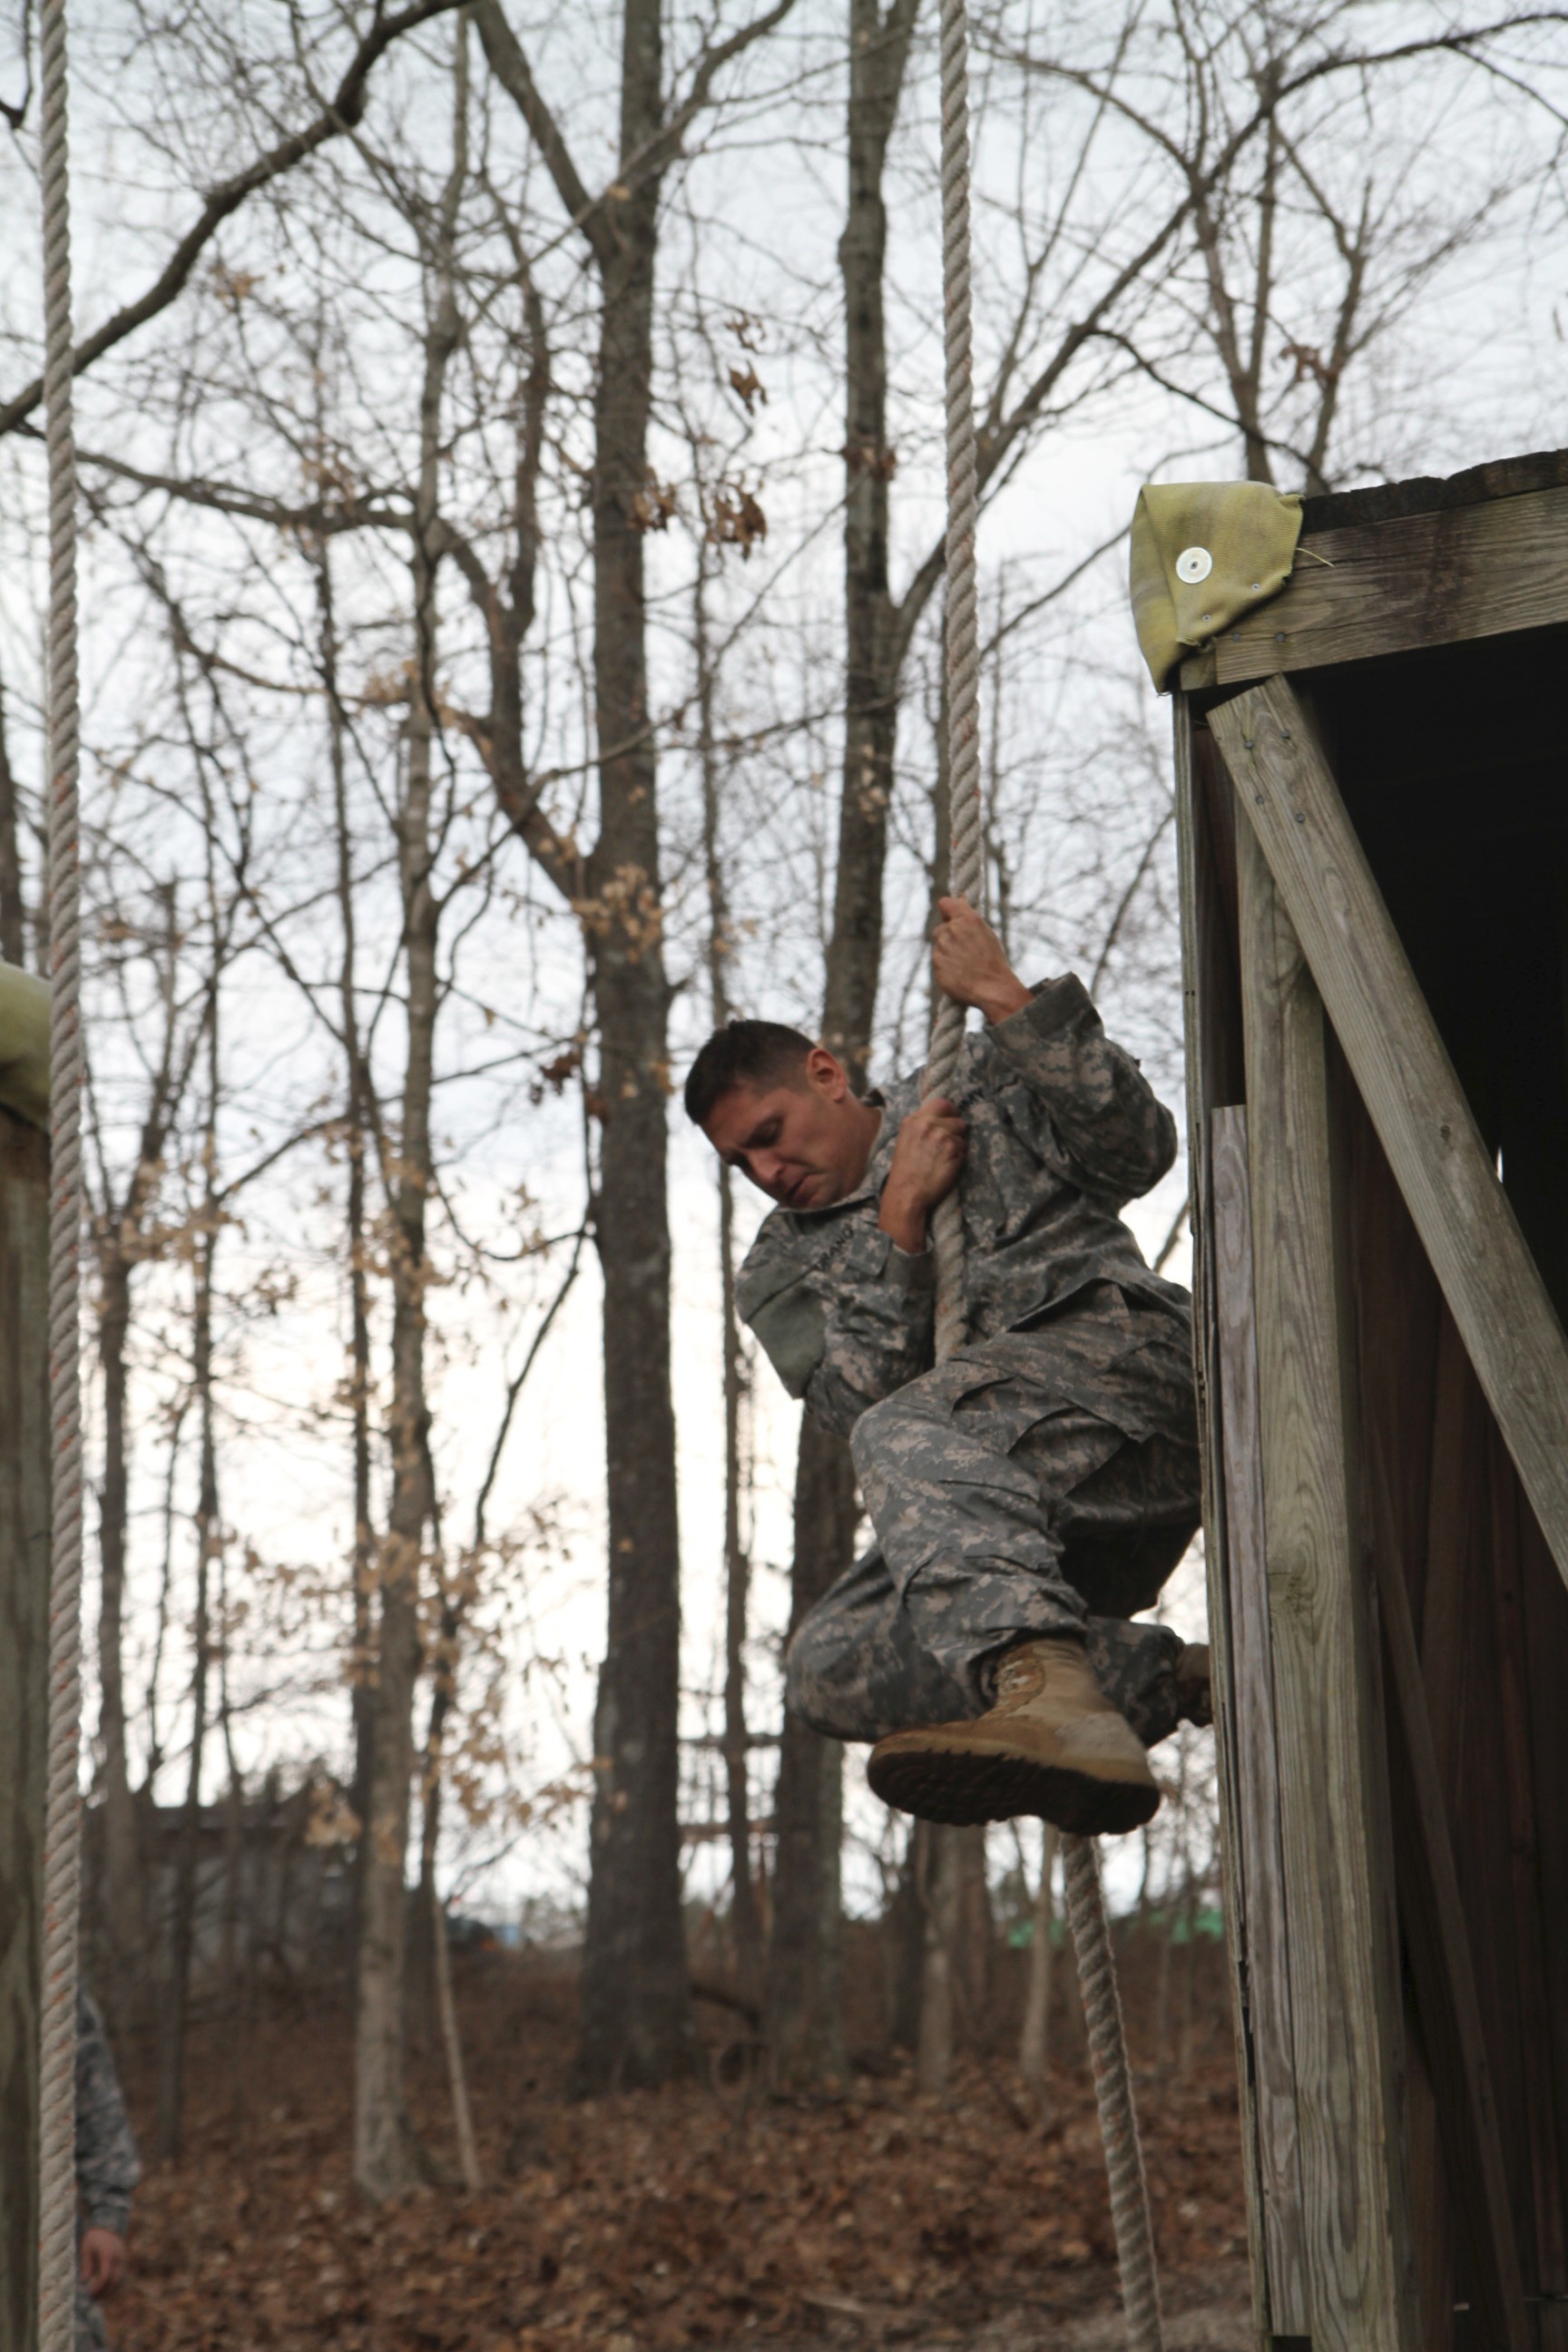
1211, 676, 1568, 1592
1179, 484, 1568, 690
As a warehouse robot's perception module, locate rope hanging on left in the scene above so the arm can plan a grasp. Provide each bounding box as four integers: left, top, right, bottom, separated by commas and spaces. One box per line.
38, 0, 85, 2346
926, 0, 985, 1365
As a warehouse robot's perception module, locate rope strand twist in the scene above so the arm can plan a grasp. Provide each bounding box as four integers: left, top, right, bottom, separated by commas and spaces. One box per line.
38, 2, 84, 2347
1063, 1836, 1165, 2351
927, 0, 985, 1367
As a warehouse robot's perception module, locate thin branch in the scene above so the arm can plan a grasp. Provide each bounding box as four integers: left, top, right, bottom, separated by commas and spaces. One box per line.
472, 1219, 590, 1556
0, 0, 470, 439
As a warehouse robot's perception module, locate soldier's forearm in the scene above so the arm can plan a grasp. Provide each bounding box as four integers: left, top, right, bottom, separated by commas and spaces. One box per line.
877, 1184, 929, 1254
974, 972, 1032, 1024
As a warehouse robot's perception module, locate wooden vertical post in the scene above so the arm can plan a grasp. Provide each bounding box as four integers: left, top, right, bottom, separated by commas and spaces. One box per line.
1234, 810, 1417, 2352
1172, 701, 1271, 2350
1210, 1106, 1310, 2336
0, 1106, 51, 2352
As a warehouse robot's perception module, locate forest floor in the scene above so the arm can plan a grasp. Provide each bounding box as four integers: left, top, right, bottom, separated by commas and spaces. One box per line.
110, 1937, 1254, 2352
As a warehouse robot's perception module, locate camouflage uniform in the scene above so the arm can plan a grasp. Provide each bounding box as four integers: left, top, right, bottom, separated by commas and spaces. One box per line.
76, 1992, 140, 2352
737, 976, 1201, 1748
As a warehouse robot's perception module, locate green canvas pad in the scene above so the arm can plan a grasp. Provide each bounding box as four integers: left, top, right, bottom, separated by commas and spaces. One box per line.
0, 961, 50, 1132
1130, 480, 1303, 691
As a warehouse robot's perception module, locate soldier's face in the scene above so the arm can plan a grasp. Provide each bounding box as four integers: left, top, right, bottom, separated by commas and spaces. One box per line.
704, 1048, 876, 1210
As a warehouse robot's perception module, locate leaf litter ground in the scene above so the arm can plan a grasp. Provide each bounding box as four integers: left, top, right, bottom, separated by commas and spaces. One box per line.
111, 1944, 1253, 2351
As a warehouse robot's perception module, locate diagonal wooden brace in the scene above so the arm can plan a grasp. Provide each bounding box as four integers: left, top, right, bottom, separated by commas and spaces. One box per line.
1210, 675, 1568, 1592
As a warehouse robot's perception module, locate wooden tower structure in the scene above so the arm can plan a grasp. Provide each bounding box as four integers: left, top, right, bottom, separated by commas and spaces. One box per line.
1174, 447, 1568, 2350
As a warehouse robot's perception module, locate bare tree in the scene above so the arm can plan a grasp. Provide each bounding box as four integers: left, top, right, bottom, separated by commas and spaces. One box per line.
472, 0, 798, 2094
354, 29, 469, 2195
0, 0, 471, 442
0, 657, 26, 961
157, 948, 223, 2160
766, 0, 922, 2100
313, 543, 377, 1951
691, 530, 764, 2004
89, 883, 203, 2008
0, 0, 1557, 2214
1018, 1821, 1056, 2114
985, 0, 1568, 493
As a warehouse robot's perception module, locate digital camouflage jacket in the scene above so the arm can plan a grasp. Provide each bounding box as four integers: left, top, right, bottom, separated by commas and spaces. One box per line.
736, 976, 1190, 1441
77, 1993, 140, 2240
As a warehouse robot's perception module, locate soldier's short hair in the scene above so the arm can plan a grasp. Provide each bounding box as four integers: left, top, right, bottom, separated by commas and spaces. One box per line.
684, 1018, 816, 1125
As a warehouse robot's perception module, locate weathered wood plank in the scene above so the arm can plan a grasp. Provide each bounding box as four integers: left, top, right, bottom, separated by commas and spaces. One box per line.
1377, 1534, 1532, 2351
1235, 810, 1416, 2350
1299, 446, 1568, 536
1485, 1443, 1568, 2311
1416, 1313, 1481, 1818
1210, 1106, 1309, 2337
1340, 1097, 1457, 2343
1178, 483, 1568, 688
1171, 697, 1271, 2351
1211, 675, 1568, 1594
0, 1108, 50, 2352
1515, 1489, 1568, 2352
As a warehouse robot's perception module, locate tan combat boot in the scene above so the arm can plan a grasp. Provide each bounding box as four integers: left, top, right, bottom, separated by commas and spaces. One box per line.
867, 1636, 1160, 1836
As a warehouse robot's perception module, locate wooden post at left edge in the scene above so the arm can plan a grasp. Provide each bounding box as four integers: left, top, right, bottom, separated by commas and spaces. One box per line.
0, 1104, 52, 2352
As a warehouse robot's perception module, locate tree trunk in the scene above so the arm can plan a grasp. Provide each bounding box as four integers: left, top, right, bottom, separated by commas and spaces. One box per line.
916, 1823, 962, 2094
215, 1539, 250, 2126
694, 545, 762, 2004
95, 1248, 146, 1999
717, 1161, 763, 2002
354, 619, 440, 2195
823, 0, 918, 1075
0, 660, 25, 964
918, 1826, 988, 2085
318, 545, 377, 1959
95, 894, 186, 2011
766, 0, 920, 2089
887, 1821, 927, 2050
1019, 1823, 1057, 2108
767, 1414, 854, 2091
572, 0, 694, 2096
411, 1440, 460, 2050
956, 1823, 991, 2037
158, 1010, 220, 2161
354, 49, 464, 2190
1179, 1872, 1199, 2081
426, 1801, 482, 2190
472, 0, 799, 2095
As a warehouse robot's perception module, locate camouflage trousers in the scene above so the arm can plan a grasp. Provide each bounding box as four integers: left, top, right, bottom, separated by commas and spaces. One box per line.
75, 2286, 110, 2352
787, 1301, 1201, 1749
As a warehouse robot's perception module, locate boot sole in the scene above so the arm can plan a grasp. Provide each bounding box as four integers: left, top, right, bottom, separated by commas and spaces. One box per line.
867, 1742, 1159, 1836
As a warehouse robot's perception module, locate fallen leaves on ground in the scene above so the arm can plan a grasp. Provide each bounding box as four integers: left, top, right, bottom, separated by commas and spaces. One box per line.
111, 1947, 1250, 2350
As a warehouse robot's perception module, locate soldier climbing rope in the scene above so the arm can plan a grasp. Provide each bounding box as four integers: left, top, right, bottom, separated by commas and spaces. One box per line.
30, 1, 1165, 2346
928, 0, 1162, 2344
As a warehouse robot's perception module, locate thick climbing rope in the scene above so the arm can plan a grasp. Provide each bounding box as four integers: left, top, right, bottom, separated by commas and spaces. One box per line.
1062, 1836, 1164, 2348
928, 4, 1162, 2345
38, 0, 85, 2347
924, 0, 984, 1344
